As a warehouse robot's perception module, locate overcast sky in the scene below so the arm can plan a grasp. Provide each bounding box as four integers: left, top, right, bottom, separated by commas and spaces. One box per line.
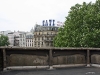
0, 0, 96, 32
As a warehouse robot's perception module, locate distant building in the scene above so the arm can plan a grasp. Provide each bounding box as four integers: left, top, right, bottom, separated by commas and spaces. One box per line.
19, 32, 34, 47
26, 32, 34, 47
30, 27, 34, 33
0, 30, 11, 36
19, 32, 26, 47
7, 32, 14, 46
7, 31, 24, 47
33, 24, 59, 47
0, 30, 34, 47
14, 35, 19, 46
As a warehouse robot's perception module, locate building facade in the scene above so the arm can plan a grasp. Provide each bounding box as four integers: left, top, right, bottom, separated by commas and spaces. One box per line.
7, 31, 22, 47
34, 25, 59, 47
0, 30, 11, 36
19, 32, 34, 47
26, 33, 34, 47
7, 32, 14, 46
19, 32, 26, 47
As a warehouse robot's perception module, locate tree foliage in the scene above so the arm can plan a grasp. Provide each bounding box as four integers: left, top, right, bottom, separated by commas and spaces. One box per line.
54, 0, 100, 47
0, 35, 9, 46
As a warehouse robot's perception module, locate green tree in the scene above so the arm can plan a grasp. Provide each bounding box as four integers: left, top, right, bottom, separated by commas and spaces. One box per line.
0, 35, 9, 46
54, 0, 100, 47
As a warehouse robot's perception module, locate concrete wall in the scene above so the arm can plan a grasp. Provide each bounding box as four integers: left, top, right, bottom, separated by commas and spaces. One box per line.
1, 47, 100, 70
91, 54, 100, 64
0, 50, 3, 71
0, 48, 88, 70
6, 54, 85, 67
53, 54, 85, 65
7, 54, 48, 66
4, 49, 87, 68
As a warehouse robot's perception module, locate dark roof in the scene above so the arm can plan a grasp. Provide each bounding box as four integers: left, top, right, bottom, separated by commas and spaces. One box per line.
34, 25, 59, 32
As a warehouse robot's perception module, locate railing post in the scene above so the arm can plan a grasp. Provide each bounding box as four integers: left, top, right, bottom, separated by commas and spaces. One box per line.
3, 48, 7, 70
49, 49, 53, 70
86, 50, 90, 67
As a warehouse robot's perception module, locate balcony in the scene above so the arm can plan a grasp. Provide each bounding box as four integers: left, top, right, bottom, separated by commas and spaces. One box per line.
34, 35, 42, 37
34, 34, 56, 37
43, 39, 53, 42
44, 34, 56, 37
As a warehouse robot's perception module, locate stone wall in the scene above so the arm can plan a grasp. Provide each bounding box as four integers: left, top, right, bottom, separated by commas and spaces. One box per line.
1, 47, 100, 69
7, 54, 48, 66
6, 54, 85, 66
91, 54, 100, 64
53, 54, 85, 65
0, 50, 3, 71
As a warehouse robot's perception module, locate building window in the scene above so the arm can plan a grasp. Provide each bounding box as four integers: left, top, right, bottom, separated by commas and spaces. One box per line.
55, 28, 57, 31
42, 32, 44, 35
49, 37, 51, 40
51, 37, 53, 40
51, 43, 53, 46
47, 43, 49, 46
35, 42, 36, 45
38, 38, 40, 40
42, 42, 43, 45
42, 37, 43, 40
51, 28, 53, 31
51, 32, 52, 35
38, 42, 40, 45
47, 32, 49, 35
47, 37, 49, 40
48, 28, 49, 30
39, 32, 40, 35
35, 38, 36, 40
